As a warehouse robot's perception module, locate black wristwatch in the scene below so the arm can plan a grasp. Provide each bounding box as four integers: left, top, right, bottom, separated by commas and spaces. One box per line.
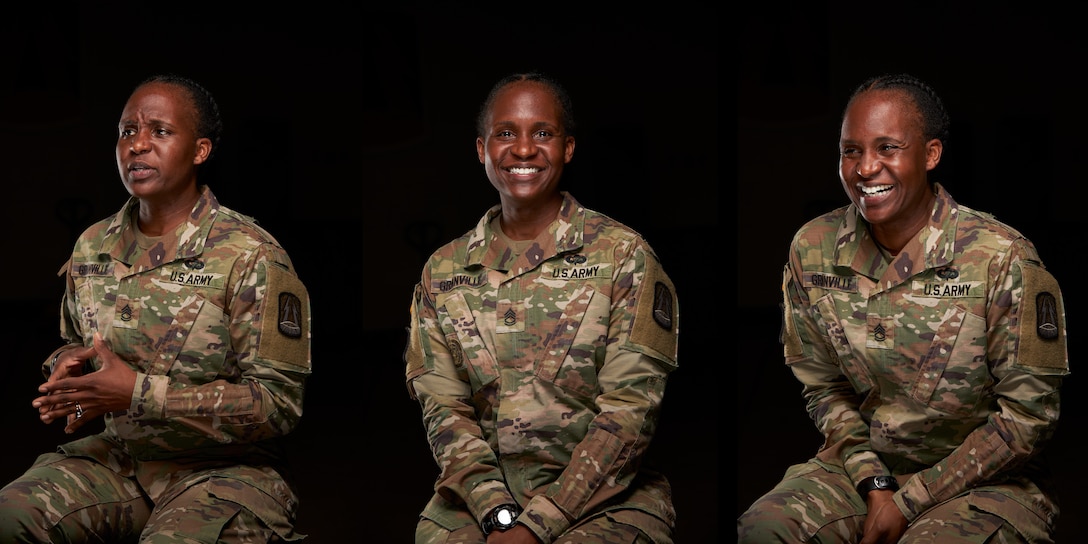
481, 503, 520, 534
856, 475, 899, 497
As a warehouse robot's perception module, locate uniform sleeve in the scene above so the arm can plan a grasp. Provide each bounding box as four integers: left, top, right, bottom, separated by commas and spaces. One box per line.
894, 240, 1069, 520
49, 257, 88, 377
781, 250, 886, 483
520, 242, 679, 540
131, 244, 312, 444
405, 275, 514, 524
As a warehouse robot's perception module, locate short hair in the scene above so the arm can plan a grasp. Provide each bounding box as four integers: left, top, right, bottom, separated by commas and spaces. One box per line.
475, 72, 576, 139
845, 73, 950, 147
135, 74, 224, 164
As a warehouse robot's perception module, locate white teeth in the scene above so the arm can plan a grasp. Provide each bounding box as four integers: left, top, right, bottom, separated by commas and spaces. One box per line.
509, 167, 538, 175
859, 184, 892, 196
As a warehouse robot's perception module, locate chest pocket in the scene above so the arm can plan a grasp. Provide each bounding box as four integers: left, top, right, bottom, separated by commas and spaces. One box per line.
78, 273, 223, 376
910, 305, 989, 416
134, 292, 216, 376
533, 283, 600, 399
74, 277, 108, 342
439, 291, 499, 394
814, 294, 875, 394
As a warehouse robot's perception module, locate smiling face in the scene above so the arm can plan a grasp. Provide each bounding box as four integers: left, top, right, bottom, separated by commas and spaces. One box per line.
116, 81, 211, 205
838, 88, 942, 247
476, 80, 575, 208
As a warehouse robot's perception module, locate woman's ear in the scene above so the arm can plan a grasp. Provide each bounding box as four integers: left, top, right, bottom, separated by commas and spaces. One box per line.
925, 138, 943, 171
193, 137, 212, 165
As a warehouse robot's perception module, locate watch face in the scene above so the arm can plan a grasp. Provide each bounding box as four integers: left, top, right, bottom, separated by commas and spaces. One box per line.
496, 508, 514, 525
874, 476, 894, 489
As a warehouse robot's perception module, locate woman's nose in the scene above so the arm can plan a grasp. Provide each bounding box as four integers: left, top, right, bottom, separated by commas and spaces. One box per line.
130, 131, 150, 153
856, 155, 880, 178
512, 135, 537, 157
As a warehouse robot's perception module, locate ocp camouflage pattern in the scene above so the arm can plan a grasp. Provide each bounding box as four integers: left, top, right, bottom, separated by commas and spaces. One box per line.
780, 183, 1067, 527
51, 186, 311, 537
405, 191, 679, 543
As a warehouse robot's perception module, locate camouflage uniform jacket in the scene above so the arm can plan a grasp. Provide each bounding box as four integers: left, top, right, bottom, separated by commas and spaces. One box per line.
782, 182, 1068, 526
405, 191, 679, 542
47, 185, 311, 515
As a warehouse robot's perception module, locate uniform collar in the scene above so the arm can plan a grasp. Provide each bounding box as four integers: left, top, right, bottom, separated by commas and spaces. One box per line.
465, 191, 585, 274
98, 185, 221, 271
835, 183, 958, 284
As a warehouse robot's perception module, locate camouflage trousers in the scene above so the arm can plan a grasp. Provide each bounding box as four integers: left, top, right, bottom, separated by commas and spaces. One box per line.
415, 508, 667, 544
0, 452, 301, 543
737, 460, 1055, 543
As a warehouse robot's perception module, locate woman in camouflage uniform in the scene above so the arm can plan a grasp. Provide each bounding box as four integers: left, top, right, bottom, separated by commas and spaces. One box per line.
738, 74, 1069, 543
405, 73, 681, 543
0, 75, 312, 542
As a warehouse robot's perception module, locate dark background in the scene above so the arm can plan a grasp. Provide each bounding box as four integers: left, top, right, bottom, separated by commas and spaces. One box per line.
738, 5, 1085, 543
0, 4, 718, 543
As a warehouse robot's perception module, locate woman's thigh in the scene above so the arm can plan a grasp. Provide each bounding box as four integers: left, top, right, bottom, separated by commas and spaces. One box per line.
0, 452, 150, 543
738, 461, 867, 543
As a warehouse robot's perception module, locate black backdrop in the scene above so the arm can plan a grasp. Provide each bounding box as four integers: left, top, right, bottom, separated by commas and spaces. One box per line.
738, 5, 1085, 543
0, 4, 719, 543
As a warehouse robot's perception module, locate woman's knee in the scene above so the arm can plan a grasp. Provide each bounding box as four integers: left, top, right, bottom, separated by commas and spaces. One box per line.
738, 468, 865, 543
0, 458, 148, 543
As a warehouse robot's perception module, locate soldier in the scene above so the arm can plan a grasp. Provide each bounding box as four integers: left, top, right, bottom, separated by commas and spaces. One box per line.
0, 74, 312, 542
737, 73, 1069, 542
403, 72, 680, 543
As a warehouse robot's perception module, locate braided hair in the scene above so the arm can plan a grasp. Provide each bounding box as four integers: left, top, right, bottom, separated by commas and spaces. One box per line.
135, 74, 224, 165
845, 73, 951, 148
476, 72, 577, 139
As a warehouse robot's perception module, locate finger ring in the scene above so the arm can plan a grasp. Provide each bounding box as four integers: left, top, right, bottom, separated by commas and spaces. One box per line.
74, 402, 83, 419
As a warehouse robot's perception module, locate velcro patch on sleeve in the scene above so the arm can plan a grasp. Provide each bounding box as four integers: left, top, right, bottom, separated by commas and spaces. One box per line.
782, 301, 804, 358
630, 256, 679, 367
1016, 261, 1068, 372
781, 267, 804, 358
258, 262, 311, 369
405, 284, 427, 379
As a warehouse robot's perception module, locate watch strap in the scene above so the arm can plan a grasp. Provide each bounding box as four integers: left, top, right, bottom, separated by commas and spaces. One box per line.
856, 475, 899, 497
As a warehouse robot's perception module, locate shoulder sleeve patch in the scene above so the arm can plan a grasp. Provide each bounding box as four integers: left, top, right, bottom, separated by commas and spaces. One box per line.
1016, 261, 1068, 373
782, 267, 804, 358
630, 255, 679, 368
781, 306, 803, 358
405, 284, 427, 380
257, 262, 311, 369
